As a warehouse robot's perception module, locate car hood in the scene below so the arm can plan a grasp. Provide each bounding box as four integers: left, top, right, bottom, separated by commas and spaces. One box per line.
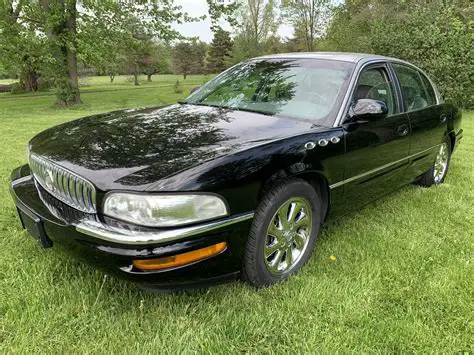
29, 104, 323, 191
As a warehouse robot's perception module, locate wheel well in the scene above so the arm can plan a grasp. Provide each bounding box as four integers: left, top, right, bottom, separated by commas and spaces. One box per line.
447, 131, 455, 153
257, 172, 330, 224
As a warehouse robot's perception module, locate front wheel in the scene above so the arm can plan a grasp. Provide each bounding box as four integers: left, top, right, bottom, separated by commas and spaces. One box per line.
417, 137, 451, 187
242, 179, 321, 287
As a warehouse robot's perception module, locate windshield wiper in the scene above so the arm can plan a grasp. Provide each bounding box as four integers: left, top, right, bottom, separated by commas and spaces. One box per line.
179, 101, 274, 117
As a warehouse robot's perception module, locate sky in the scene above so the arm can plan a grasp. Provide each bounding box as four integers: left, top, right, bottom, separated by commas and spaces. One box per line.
172, 0, 294, 43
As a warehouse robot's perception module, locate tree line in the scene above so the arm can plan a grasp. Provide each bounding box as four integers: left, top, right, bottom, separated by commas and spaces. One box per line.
0, 0, 472, 108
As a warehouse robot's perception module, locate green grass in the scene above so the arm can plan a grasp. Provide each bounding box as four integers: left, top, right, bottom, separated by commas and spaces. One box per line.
0, 78, 472, 352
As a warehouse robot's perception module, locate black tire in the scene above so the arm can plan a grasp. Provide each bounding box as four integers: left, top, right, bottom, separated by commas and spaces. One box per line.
242, 178, 322, 287
417, 137, 452, 187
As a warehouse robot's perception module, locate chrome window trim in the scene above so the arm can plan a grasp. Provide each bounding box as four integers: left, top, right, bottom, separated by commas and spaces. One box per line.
333, 59, 388, 127
75, 212, 255, 245
389, 60, 442, 105
333, 58, 441, 128
329, 145, 440, 189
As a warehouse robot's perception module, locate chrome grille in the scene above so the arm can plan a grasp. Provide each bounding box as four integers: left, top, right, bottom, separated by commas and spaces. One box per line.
29, 153, 97, 213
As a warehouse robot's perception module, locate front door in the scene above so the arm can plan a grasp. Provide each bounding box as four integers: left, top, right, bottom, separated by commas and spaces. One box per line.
341, 63, 411, 209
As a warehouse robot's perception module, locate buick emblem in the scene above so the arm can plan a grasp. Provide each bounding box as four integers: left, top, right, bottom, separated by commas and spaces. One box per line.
44, 170, 55, 191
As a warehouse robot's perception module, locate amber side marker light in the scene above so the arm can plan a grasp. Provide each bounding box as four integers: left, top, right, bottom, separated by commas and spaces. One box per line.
133, 242, 227, 271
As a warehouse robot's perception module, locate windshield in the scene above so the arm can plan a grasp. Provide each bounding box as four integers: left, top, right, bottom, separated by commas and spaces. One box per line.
183, 58, 354, 126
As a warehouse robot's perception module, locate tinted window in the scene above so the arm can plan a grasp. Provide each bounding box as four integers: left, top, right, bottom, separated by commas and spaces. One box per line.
354, 67, 398, 115
185, 59, 354, 126
419, 73, 437, 106
393, 64, 433, 111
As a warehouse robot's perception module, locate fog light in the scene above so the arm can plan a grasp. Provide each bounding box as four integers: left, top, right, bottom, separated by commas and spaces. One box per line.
132, 242, 227, 271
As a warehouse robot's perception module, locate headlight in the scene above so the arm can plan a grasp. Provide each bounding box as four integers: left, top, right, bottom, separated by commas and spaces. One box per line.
103, 193, 228, 227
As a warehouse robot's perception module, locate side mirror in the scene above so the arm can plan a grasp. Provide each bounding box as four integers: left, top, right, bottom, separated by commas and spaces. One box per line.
349, 99, 388, 121
190, 86, 201, 94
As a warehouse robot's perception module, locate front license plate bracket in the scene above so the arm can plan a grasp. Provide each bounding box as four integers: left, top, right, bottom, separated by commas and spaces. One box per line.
17, 206, 53, 248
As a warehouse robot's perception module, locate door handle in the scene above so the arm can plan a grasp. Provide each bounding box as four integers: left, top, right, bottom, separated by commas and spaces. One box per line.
397, 124, 409, 136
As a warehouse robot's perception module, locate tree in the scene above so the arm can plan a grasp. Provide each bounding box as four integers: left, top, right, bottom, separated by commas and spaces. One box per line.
231, 0, 279, 60
281, 24, 309, 52
173, 41, 207, 79
207, 29, 233, 73
141, 43, 171, 81
323, 0, 473, 108
0, 1, 46, 92
38, 0, 82, 105
1, 1, 234, 105
281, 0, 332, 51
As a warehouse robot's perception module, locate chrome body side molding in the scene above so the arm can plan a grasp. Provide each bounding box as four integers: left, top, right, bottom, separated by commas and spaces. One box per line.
75, 212, 255, 245
329, 145, 440, 189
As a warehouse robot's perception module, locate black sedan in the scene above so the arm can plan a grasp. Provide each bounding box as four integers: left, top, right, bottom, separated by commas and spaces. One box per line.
10, 53, 463, 290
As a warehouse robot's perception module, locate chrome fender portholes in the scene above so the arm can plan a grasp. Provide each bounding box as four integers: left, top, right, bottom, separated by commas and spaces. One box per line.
318, 139, 328, 147
304, 136, 340, 150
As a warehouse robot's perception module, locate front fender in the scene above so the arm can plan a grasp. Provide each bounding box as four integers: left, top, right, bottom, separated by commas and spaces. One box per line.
149, 129, 346, 216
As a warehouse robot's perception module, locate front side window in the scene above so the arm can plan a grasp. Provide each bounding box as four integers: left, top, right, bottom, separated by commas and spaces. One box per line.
353, 67, 398, 116
393, 64, 435, 111
184, 59, 354, 126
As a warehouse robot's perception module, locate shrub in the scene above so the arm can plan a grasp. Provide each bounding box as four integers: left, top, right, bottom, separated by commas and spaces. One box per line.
174, 80, 183, 94
10, 83, 25, 94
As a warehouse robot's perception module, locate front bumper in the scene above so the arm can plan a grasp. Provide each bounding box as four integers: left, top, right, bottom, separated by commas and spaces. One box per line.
9, 165, 254, 290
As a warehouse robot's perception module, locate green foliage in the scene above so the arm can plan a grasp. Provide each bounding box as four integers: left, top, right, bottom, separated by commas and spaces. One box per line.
174, 79, 183, 93
172, 41, 207, 79
53, 76, 81, 106
141, 43, 172, 80
206, 0, 240, 31
9, 82, 25, 94
280, 0, 332, 51
231, 0, 280, 60
323, 0, 473, 108
207, 29, 233, 73
0, 1, 229, 105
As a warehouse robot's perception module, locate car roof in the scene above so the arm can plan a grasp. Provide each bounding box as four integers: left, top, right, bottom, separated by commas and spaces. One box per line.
253, 52, 397, 64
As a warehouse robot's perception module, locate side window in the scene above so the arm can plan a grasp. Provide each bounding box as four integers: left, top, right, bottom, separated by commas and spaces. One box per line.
419, 73, 437, 106
354, 67, 398, 116
393, 64, 434, 111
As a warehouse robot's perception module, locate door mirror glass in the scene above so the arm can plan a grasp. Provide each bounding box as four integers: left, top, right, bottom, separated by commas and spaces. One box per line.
350, 99, 388, 120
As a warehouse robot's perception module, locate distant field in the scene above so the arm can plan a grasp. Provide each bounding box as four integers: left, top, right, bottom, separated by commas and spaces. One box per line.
0, 78, 16, 85
0, 74, 212, 96
0, 79, 472, 352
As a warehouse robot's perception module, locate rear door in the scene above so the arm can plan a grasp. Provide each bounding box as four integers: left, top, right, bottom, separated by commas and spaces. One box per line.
341, 62, 411, 208
391, 63, 448, 178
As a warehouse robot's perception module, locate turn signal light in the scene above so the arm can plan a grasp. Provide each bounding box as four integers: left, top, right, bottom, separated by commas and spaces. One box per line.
132, 242, 227, 271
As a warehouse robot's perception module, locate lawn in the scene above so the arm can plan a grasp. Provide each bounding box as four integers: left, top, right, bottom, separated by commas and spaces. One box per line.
0, 77, 472, 352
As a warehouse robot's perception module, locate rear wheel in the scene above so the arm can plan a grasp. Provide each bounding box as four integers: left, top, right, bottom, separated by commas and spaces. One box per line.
242, 179, 321, 287
417, 137, 451, 187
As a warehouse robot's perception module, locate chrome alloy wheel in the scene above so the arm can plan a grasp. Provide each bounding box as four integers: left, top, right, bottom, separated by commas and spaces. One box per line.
433, 142, 449, 183
264, 197, 312, 275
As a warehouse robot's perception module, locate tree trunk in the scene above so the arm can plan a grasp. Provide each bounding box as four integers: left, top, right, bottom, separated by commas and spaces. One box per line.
183, 73, 187, 80
134, 64, 139, 86
21, 69, 39, 91
147, 74, 152, 82
40, 0, 81, 106
65, 0, 81, 105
